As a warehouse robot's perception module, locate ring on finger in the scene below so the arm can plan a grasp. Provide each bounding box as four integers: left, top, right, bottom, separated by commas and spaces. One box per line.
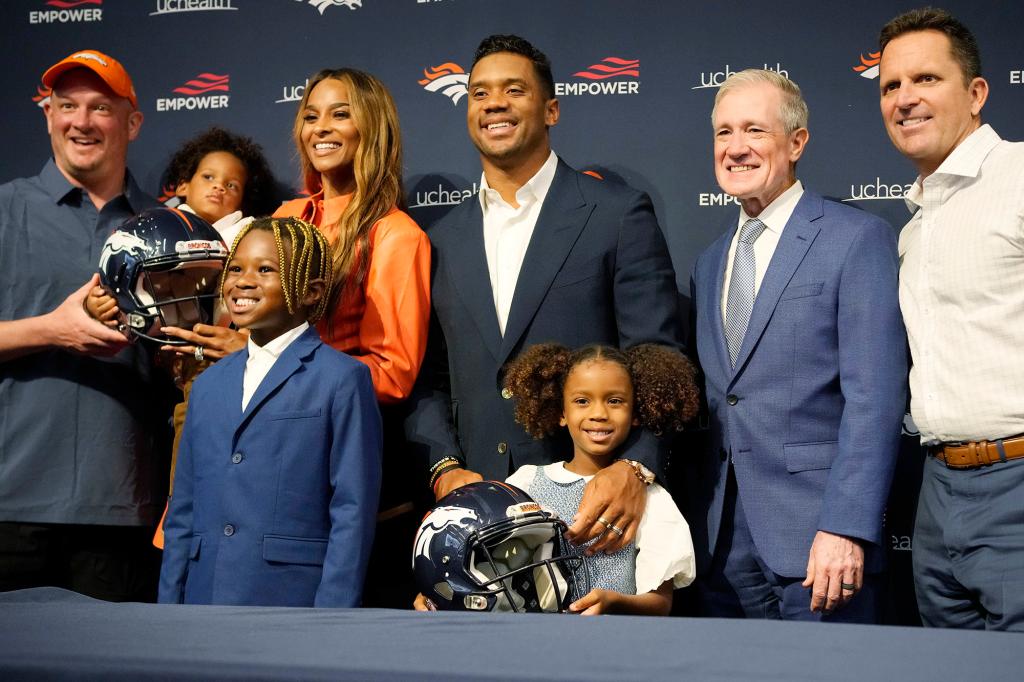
194, 346, 204, 362
840, 582, 857, 592
608, 523, 624, 537
597, 516, 612, 528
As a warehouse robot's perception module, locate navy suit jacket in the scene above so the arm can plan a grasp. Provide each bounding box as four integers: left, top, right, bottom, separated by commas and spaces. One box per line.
688, 190, 906, 578
406, 159, 682, 483
158, 326, 382, 607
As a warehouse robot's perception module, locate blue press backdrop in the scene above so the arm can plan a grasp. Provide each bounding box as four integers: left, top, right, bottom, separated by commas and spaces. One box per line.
3, 0, 1022, 623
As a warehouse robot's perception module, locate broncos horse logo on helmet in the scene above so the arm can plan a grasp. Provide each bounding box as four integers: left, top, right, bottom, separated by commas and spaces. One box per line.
412, 481, 590, 613
99, 207, 228, 345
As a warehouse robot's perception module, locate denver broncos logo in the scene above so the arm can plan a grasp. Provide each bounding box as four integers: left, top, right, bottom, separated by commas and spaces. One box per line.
853, 51, 881, 79
32, 86, 51, 108
573, 57, 639, 80
419, 63, 469, 105
173, 74, 229, 96
413, 505, 479, 564
297, 0, 361, 14
99, 231, 149, 275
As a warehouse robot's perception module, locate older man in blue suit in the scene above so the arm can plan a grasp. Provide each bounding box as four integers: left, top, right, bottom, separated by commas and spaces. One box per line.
407, 34, 682, 564
688, 70, 906, 621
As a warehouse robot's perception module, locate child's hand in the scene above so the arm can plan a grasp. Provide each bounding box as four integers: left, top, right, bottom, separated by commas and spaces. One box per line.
412, 593, 437, 611
568, 588, 619, 616
160, 323, 248, 361
84, 286, 120, 328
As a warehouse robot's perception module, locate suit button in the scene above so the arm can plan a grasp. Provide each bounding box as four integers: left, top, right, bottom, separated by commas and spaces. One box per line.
501, 388, 513, 400
231, 452, 243, 464
726, 394, 739, 406
223, 524, 235, 536
497, 442, 508, 455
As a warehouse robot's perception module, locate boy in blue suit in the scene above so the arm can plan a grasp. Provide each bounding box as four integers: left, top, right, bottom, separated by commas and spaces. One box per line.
688, 70, 906, 622
159, 217, 382, 607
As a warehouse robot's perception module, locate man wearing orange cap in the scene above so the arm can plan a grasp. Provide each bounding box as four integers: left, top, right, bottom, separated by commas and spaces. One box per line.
0, 50, 166, 601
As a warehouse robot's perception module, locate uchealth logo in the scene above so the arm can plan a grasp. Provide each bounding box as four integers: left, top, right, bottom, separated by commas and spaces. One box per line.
29, 0, 102, 24
276, 78, 308, 104
556, 57, 640, 96
156, 73, 229, 112
410, 181, 480, 209
692, 63, 789, 90
150, 0, 237, 16
419, 63, 469, 105
296, 0, 361, 14
843, 177, 914, 203
853, 51, 881, 79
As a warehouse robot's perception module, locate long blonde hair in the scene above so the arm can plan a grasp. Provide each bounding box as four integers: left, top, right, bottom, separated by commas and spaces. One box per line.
292, 68, 406, 310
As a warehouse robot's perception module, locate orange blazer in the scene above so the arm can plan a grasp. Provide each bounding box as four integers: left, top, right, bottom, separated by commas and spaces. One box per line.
274, 192, 430, 403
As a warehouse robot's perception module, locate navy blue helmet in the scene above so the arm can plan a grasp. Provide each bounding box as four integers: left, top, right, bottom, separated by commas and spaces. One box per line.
412, 481, 589, 612
99, 207, 228, 345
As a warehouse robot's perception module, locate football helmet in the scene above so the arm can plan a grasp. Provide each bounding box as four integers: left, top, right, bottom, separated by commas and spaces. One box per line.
99, 207, 228, 344
412, 481, 589, 613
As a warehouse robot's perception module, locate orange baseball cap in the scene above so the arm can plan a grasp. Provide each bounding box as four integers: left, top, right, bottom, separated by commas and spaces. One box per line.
41, 49, 137, 108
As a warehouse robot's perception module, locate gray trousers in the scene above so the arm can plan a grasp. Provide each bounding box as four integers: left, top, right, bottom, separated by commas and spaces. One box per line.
913, 454, 1024, 630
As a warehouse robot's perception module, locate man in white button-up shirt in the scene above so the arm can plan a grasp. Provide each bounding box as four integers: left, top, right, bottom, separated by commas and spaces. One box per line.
879, 7, 1024, 631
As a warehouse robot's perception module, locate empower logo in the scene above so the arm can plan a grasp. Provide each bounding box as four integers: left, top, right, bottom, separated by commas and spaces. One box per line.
418, 63, 469, 105
556, 57, 640, 96
29, 0, 102, 23
853, 51, 881, 79
156, 73, 230, 112
296, 0, 361, 14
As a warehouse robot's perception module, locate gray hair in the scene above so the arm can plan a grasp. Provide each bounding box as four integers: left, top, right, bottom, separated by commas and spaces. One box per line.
711, 69, 809, 133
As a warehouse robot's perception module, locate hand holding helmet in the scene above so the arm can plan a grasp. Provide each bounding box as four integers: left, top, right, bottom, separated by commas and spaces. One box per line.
98, 207, 228, 345
412, 481, 590, 613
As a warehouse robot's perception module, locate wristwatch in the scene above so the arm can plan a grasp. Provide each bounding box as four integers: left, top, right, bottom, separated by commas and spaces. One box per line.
624, 459, 655, 485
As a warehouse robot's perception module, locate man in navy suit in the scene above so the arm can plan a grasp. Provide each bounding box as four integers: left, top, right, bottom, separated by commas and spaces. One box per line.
406, 35, 681, 556
688, 69, 906, 621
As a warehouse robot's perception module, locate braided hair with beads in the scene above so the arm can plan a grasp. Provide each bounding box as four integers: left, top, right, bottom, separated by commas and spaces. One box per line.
221, 217, 334, 324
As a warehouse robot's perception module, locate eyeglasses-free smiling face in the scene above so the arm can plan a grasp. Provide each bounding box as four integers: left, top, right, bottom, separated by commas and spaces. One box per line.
712, 81, 808, 218
878, 29, 988, 178
221, 230, 307, 346
300, 78, 361, 197
560, 359, 636, 473
466, 51, 559, 175
44, 68, 141, 190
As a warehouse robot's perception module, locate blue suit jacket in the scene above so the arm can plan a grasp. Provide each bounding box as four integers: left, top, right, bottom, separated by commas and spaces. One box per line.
406, 159, 682, 483
158, 326, 382, 607
688, 191, 906, 578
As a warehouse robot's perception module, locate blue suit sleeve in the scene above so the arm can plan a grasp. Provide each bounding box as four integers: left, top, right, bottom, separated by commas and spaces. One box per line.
315, 363, 383, 607
820, 217, 907, 545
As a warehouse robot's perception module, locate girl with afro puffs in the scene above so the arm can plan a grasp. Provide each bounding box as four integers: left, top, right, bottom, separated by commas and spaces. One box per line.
503, 343, 699, 616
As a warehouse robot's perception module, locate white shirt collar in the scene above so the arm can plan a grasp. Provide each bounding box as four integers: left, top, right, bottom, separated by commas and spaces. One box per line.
904, 124, 1000, 212
737, 179, 804, 235
247, 321, 309, 359
478, 150, 559, 211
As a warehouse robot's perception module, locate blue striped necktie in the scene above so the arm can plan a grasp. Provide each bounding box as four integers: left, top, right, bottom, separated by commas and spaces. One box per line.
724, 217, 767, 366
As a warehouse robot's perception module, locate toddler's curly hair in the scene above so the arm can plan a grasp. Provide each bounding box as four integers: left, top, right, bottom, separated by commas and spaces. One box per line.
503, 343, 700, 440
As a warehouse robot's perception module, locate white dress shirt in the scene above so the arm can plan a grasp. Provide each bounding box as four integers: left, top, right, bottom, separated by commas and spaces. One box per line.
479, 150, 558, 335
720, 180, 804, 320
898, 124, 1024, 443
242, 322, 309, 411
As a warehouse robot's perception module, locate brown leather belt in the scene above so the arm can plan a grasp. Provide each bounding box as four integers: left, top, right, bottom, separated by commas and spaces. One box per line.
928, 435, 1024, 469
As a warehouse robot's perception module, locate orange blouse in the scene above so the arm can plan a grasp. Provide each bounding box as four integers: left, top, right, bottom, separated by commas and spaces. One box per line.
274, 192, 430, 404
